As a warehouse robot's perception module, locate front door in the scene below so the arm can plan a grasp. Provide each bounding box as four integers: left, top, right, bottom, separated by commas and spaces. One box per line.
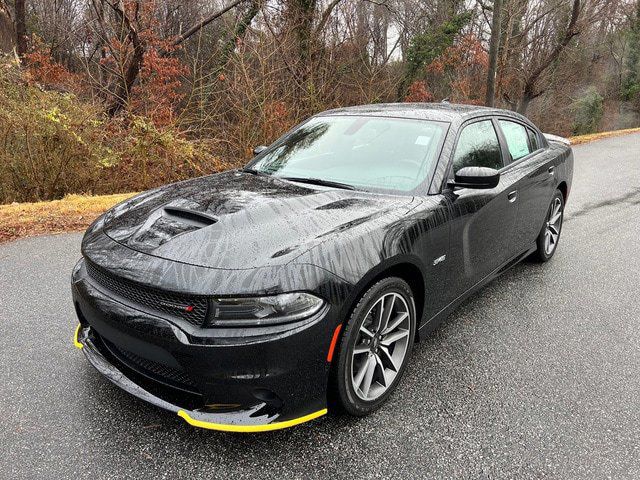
441, 119, 519, 299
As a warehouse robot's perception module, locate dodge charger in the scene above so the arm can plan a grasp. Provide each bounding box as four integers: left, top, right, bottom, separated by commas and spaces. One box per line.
72, 103, 573, 432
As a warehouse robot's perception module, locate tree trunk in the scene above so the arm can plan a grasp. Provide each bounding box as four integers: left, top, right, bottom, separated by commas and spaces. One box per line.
106, 1, 145, 117
485, 0, 503, 107
216, 0, 261, 71
290, 0, 317, 67
92, 0, 109, 89
371, 2, 388, 67
285, 0, 318, 105
516, 95, 531, 115
0, 0, 13, 53
103, 0, 247, 116
107, 38, 144, 117
15, 0, 26, 59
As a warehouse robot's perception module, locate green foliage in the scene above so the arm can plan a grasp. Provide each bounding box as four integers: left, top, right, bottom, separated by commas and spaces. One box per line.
398, 12, 472, 100
571, 88, 604, 135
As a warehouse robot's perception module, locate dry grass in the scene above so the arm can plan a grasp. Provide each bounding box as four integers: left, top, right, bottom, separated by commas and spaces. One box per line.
0, 193, 135, 244
1, 126, 640, 245
568, 127, 640, 145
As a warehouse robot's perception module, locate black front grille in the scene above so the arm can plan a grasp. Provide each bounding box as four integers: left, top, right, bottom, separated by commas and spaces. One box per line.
86, 260, 208, 326
101, 337, 199, 392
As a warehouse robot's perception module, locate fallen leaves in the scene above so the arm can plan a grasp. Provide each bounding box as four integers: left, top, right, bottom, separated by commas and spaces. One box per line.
568, 127, 640, 145
0, 193, 135, 244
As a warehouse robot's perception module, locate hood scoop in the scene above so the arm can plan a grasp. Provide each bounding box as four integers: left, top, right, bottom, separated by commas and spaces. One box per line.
162, 206, 217, 227
122, 205, 217, 251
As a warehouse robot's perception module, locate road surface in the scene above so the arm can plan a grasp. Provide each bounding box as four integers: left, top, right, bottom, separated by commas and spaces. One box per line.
1, 133, 640, 479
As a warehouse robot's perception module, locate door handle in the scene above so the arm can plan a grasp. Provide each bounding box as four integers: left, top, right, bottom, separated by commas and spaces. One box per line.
548, 166, 555, 175
508, 190, 518, 203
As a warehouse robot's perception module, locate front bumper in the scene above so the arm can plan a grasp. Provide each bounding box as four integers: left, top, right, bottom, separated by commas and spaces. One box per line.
71, 260, 338, 432
74, 325, 326, 431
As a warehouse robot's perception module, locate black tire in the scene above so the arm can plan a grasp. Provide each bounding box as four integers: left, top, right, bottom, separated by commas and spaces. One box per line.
532, 189, 564, 262
330, 277, 416, 416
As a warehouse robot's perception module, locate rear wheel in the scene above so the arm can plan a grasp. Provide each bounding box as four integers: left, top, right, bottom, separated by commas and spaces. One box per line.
332, 277, 416, 416
533, 190, 564, 262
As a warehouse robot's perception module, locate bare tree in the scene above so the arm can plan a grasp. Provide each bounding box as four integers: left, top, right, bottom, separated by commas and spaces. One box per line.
173, 0, 249, 46
10, 0, 634, 133
100, 0, 251, 116
485, 0, 503, 106
503, 0, 592, 114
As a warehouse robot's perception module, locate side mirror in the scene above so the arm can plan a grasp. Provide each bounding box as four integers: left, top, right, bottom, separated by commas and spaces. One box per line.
253, 145, 268, 156
450, 166, 500, 189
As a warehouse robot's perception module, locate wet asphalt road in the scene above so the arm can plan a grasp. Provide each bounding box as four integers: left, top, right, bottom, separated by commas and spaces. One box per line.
2, 133, 640, 479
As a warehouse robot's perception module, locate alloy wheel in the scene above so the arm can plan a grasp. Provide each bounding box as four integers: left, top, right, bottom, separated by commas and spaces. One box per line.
350, 292, 412, 401
544, 197, 563, 255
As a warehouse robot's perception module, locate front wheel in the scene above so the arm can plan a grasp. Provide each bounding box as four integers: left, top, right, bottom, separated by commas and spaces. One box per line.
532, 190, 564, 262
332, 277, 416, 416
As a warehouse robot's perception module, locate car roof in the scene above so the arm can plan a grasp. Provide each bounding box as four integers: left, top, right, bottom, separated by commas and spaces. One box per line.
319, 102, 532, 125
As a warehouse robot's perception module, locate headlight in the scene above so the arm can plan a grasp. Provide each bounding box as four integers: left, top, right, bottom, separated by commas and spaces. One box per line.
208, 292, 325, 327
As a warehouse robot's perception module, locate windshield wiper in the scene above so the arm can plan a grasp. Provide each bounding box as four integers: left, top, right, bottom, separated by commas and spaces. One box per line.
241, 167, 269, 176
280, 176, 356, 190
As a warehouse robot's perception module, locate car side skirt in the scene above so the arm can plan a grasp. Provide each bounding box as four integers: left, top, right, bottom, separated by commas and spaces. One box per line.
418, 244, 537, 339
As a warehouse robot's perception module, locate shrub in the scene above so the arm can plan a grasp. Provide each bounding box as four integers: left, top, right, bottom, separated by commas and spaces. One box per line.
571, 87, 604, 135
404, 81, 434, 102
0, 57, 109, 203
0, 56, 222, 204
99, 116, 226, 194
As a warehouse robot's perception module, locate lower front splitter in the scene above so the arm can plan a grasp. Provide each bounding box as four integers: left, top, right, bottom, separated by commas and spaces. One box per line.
74, 325, 327, 432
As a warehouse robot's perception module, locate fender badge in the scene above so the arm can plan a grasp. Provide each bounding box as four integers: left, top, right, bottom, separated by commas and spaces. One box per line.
433, 255, 446, 266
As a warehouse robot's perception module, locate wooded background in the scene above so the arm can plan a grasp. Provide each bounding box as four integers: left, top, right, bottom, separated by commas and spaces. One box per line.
1, 0, 639, 203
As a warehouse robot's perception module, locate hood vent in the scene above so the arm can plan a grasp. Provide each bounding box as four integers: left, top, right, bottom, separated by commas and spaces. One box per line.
162, 206, 217, 228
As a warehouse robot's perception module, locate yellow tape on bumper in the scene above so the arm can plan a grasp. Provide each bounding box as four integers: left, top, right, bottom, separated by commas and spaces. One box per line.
177, 408, 327, 432
73, 324, 84, 349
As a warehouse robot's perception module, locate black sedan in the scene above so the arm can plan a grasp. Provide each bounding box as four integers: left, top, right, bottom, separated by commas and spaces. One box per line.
72, 103, 573, 432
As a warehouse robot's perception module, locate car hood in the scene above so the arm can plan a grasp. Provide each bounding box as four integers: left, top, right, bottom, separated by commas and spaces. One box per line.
100, 171, 413, 270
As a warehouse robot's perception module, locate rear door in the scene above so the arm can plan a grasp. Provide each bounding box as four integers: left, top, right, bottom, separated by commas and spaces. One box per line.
441, 118, 519, 297
495, 119, 556, 254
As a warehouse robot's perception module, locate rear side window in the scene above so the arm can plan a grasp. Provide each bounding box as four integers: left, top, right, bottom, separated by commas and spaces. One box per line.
499, 120, 531, 161
527, 128, 539, 151
452, 120, 502, 173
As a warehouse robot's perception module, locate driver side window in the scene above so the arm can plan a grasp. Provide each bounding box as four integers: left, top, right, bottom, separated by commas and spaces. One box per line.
452, 120, 503, 173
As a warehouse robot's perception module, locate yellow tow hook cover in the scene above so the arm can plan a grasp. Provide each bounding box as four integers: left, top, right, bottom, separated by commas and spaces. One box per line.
73, 324, 84, 349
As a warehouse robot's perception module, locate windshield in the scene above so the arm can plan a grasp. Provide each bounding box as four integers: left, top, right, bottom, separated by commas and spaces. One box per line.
246, 115, 448, 193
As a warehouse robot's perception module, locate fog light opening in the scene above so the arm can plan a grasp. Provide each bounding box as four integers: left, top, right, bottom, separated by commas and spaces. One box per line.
252, 388, 283, 409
